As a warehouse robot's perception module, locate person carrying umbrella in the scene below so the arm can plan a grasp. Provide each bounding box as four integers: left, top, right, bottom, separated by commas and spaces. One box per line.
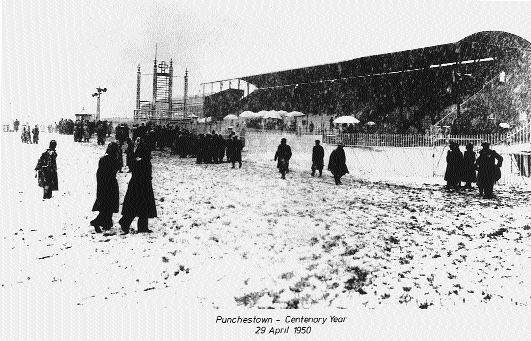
328, 143, 349, 185
274, 138, 292, 179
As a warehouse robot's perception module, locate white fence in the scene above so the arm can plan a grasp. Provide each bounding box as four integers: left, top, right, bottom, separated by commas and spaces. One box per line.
244, 129, 531, 186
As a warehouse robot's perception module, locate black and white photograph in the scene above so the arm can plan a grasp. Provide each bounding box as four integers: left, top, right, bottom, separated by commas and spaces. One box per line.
1, 0, 531, 340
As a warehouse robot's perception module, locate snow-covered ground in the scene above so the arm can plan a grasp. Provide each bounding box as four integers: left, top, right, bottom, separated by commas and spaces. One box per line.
1, 131, 530, 314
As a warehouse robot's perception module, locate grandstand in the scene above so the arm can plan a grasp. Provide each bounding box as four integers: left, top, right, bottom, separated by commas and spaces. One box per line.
204, 31, 531, 134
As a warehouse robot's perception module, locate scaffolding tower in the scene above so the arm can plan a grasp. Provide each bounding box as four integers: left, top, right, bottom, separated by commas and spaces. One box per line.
135, 50, 190, 124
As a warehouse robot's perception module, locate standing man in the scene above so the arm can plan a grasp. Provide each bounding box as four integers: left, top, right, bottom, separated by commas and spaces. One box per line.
462, 143, 477, 189
328, 143, 349, 185
35, 140, 58, 199
32, 125, 39, 144
119, 137, 157, 234
274, 138, 292, 179
311, 140, 324, 177
444, 141, 463, 191
14, 119, 20, 133
231, 135, 243, 168
91, 142, 121, 233
476, 142, 503, 199
96, 122, 106, 145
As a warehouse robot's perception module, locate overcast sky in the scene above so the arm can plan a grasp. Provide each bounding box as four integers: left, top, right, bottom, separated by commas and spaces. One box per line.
2, 0, 531, 123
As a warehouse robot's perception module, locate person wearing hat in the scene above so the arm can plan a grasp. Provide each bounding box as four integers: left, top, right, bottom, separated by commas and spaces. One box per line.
35, 140, 58, 199
119, 137, 157, 234
231, 135, 243, 168
311, 140, 324, 177
90, 142, 121, 233
444, 141, 463, 191
462, 143, 477, 189
274, 138, 292, 179
475, 141, 503, 199
328, 143, 349, 185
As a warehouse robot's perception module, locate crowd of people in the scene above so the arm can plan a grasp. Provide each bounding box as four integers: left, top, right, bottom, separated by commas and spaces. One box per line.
31, 119, 506, 235
444, 141, 504, 199
87, 123, 246, 234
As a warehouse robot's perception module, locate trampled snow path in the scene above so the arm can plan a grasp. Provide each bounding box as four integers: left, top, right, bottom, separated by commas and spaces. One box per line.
1, 132, 530, 311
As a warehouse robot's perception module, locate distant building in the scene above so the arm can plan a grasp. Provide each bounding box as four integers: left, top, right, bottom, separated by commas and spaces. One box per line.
74, 108, 94, 122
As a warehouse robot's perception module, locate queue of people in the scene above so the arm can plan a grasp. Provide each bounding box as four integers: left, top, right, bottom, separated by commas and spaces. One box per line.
444, 141, 503, 199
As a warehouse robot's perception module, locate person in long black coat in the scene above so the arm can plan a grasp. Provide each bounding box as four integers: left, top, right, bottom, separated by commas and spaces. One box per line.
311, 140, 324, 177
274, 138, 292, 179
328, 143, 349, 185
35, 140, 58, 199
462, 143, 477, 189
476, 142, 503, 199
231, 136, 243, 168
119, 137, 157, 234
32, 125, 39, 144
91, 142, 121, 233
444, 141, 463, 191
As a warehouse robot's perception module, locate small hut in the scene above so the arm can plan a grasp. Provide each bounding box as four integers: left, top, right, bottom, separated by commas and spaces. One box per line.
75, 107, 93, 122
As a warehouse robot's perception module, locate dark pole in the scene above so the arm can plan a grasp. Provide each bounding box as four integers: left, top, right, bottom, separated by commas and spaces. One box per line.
92, 87, 106, 122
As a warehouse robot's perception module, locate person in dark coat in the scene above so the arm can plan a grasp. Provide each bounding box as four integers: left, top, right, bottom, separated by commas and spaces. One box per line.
274, 138, 292, 179
96, 123, 106, 145
90, 142, 121, 233
196, 134, 205, 164
119, 137, 157, 234
32, 125, 39, 144
328, 143, 349, 185
476, 142, 503, 199
225, 134, 234, 163
462, 143, 477, 189
218, 134, 226, 163
311, 140, 324, 177
444, 141, 463, 191
231, 136, 243, 168
35, 140, 58, 199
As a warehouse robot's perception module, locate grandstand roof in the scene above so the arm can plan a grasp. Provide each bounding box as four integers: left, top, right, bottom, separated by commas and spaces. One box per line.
238, 31, 530, 89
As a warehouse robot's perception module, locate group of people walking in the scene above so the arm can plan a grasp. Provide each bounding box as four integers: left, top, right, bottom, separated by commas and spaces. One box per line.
90, 137, 157, 234
444, 141, 503, 199
274, 138, 349, 185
